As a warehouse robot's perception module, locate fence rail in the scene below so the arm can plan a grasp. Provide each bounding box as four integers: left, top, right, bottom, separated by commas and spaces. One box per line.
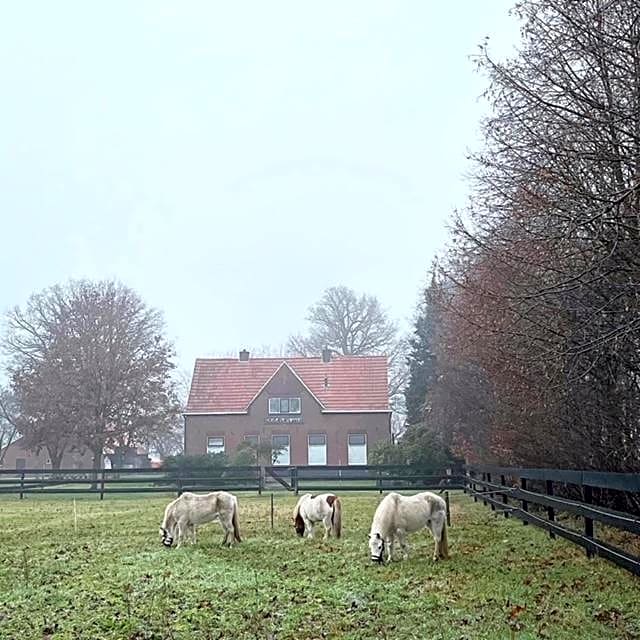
466, 465, 640, 576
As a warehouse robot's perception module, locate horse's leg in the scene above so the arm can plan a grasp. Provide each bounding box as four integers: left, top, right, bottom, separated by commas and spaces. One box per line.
322, 514, 332, 540
386, 536, 395, 562
221, 524, 230, 546
397, 530, 408, 560
305, 518, 314, 539
176, 520, 187, 548
222, 514, 234, 546
429, 514, 444, 561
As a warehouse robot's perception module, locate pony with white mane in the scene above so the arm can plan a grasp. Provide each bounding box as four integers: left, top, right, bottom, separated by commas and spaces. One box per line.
293, 493, 342, 539
368, 491, 448, 563
160, 491, 241, 548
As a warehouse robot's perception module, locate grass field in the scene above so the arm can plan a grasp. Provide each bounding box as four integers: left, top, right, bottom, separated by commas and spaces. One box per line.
0, 492, 639, 640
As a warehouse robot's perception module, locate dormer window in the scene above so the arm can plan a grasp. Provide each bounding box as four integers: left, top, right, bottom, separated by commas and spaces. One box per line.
268, 397, 301, 414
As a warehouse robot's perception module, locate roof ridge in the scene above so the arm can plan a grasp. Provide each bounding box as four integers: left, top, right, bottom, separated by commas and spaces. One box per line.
195, 354, 389, 361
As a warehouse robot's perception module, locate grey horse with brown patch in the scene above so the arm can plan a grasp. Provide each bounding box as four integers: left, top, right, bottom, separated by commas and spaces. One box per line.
159, 491, 242, 548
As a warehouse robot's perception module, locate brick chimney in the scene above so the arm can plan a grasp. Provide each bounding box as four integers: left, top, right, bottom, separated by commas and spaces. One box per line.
239, 349, 250, 361
321, 347, 331, 363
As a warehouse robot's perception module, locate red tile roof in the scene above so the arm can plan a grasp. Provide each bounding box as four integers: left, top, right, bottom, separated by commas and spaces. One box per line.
186, 355, 390, 414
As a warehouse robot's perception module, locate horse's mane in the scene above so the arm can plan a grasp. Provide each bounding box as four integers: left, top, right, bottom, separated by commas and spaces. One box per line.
371, 493, 400, 537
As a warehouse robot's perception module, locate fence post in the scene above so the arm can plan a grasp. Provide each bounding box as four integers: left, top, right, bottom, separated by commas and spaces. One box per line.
520, 477, 529, 525
472, 471, 478, 502
500, 474, 509, 518
445, 491, 451, 527
291, 467, 298, 495
20, 472, 25, 500
257, 466, 262, 496
100, 469, 106, 501
584, 484, 594, 557
482, 473, 488, 506
270, 493, 274, 529
487, 473, 495, 511
377, 468, 382, 495
177, 476, 183, 497
546, 480, 555, 539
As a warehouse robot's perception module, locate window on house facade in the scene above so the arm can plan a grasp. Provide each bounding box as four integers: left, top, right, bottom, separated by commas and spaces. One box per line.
244, 434, 259, 446
308, 434, 327, 465
272, 434, 290, 466
15, 458, 26, 470
207, 436, 225, 455
268, 397, 301, 414
347, 434, 367, 465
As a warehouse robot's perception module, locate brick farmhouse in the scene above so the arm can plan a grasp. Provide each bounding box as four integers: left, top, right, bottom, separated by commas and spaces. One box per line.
184, 350, 391, 465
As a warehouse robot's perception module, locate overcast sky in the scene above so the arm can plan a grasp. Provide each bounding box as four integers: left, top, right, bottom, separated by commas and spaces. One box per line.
0, 1, 520, 374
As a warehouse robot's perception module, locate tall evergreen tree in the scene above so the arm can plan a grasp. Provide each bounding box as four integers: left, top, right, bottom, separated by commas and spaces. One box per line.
405, 269, 442, 426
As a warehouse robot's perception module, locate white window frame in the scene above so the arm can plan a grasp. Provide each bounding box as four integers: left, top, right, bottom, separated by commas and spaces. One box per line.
268, 397, 302, 415
347, 433, 367, 465
272, 434, 290, 466
207, 436, 225, 455
307, 434, 327, 466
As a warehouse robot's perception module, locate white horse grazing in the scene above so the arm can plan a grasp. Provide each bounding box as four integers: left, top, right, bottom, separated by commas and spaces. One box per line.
293, 493, 342, 539
159, 491, 241, 548
368, 491, 448, 563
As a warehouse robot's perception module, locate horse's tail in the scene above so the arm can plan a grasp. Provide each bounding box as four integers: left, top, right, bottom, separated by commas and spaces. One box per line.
232, 497, 242, 543
331, 497, 342, 538
438, 510, 449, 559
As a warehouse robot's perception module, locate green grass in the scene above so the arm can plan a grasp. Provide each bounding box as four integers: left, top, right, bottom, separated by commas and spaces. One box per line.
0, 493, 638, 639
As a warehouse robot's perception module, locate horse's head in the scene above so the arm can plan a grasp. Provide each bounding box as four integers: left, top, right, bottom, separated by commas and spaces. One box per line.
369, 532, 385, 563
294, 513, 305, 537
159, 526, 174, 548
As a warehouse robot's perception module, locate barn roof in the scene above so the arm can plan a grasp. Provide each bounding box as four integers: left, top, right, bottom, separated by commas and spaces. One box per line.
185, 355, 390, 414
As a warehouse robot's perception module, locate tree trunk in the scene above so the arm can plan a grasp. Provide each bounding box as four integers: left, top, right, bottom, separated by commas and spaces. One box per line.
90, 444, 103, 489
46, 445, 65, 471
0, 426, 18, 465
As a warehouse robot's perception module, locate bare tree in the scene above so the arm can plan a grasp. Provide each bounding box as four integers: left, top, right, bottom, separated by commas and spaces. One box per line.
4, 280, 180, 469
430, 0, 640, 475
288, 286, 398, 357
144, 368, 190, 458
0, 388, 19, 465
288, 286, 408, 433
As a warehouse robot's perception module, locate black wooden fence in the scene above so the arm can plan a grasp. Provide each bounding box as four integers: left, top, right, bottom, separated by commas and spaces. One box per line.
0, 465, 463, 499
466, 465, 640, 576
0, 466, 263, 499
